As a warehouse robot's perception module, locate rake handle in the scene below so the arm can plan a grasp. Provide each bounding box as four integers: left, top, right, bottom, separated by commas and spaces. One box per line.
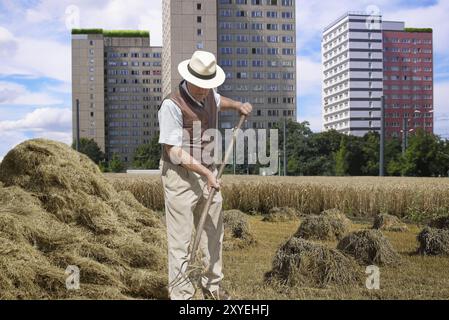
188, 114, 246, 265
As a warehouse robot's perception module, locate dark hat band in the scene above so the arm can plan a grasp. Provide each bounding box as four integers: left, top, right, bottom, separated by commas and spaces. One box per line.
188, 63, 217, 80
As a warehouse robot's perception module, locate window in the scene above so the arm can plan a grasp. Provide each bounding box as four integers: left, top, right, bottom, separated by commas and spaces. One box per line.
196, 42, 204, 49
197, 29, 202, 36
197, 3, 201, 10
197, 16, 202, 23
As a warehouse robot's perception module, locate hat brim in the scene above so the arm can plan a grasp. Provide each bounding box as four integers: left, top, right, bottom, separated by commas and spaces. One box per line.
178, 59, 226, 89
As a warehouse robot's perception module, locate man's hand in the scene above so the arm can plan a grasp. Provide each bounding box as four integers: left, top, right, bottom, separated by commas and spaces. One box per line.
239, 102, 253, 116
206, 171, 221, 192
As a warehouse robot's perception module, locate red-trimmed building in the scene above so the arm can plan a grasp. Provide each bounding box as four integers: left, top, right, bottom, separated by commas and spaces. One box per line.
383, 25, 434, 139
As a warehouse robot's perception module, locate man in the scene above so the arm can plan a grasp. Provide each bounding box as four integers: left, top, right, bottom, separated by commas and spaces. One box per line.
158, 50, 252, 300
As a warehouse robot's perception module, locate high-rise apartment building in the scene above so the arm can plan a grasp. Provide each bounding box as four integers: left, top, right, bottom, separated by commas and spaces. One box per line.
72, 29, 162, 165
162, 0, 297, 130
383, 26, 433, 139
322, 12, 384, 136
322, 12, 434, 138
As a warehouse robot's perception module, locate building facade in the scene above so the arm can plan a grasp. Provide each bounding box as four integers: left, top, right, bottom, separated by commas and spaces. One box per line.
72, 29, 162, 165
162, 0, 297, 130
162, 0, 218, 99
322, 12, 384, 136
383, 27, 434, 139
322, 13, 434, 138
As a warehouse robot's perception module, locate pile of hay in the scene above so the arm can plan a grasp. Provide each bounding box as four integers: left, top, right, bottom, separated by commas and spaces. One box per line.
223, 210, 256, 250
294, 209, 351, 241
0, 139, 167, 299
417, 227, 449, 256
337, 230, 401, 266
428, 216, 449, 230
373, 214, 408, 232
262, 207, 299, 222
266, 237, 361, 288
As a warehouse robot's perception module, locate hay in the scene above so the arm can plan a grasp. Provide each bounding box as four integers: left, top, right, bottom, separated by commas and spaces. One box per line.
223, 210, 256, 250
337, 230, 401, 266
262, 207, 300, 222
0, 139, 168, 299
266, 236, 361, 288
417, 227, 449, 256
294, 209, 351, 241
428, 216, 449, 230
373, 214, 408, 232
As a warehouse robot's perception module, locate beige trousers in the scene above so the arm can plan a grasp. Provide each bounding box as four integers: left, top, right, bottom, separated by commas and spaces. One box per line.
160, 159, 224, 300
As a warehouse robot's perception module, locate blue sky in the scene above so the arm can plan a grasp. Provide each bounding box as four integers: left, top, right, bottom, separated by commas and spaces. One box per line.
1, 0, 449, 160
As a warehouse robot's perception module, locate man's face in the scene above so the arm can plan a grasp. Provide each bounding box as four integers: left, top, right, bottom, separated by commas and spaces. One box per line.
187, 82, 210, 102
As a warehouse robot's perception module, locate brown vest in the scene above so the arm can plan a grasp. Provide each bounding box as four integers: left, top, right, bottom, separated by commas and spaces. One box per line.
160, 81, 218, 168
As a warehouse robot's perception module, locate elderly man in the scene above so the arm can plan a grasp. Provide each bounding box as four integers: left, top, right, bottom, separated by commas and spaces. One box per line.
158, 50, 252, 300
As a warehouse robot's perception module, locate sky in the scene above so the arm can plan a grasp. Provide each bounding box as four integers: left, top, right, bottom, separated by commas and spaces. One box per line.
1, 0, 449, 161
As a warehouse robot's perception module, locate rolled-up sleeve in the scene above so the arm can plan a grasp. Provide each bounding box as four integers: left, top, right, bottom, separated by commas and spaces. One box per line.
213, 89, 221, 110
158, 100, 183, 147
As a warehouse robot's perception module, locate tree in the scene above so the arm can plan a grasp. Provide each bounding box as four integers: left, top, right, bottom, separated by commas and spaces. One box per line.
400, 129, 445, 176
335, 136, 349, 176
72, 138, 105, 164
132, 134, 161, 169
109, 154, 125, 173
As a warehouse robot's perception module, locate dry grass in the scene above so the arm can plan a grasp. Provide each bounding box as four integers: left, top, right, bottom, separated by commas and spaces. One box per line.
373, 214, 408, 232
0, 139, 167, 299
221, 216, 449, 299
337, 230, 402, 266
106, 174, 449, 220
223, 210, 257, 250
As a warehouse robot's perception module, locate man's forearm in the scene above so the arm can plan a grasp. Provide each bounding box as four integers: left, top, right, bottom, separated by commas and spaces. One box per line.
220, 96, 242, 112
165, 145, 213, 178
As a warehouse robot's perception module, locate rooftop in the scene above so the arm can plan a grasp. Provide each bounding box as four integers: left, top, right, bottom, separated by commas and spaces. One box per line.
323, 11, 382, 32
71, 29, 150, 38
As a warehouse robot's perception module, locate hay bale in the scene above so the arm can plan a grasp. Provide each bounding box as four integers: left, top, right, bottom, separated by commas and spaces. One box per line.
373, 214, 408, 232
223, 210, 256, 250
262, 207, 299, 222
294, 211, 350, 241
266, 237, 361, 288
417, 227, 449, 256
0, 139, 167, 299
428, 216, 449, 230
337, 230, 401, 266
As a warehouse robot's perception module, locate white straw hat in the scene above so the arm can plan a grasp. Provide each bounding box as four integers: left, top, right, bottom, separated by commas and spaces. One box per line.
178, 50, 226, 89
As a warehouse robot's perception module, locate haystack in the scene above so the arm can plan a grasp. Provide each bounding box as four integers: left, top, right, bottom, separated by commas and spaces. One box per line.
337, 230, 401, 266
223, 210, 256, 250
294, 209, 350, 241
417, 227, 449, 256
0, 139, 167, 299
266, 237, 361, 288
262, 207, 299, 222
373, 214, 408, 232
428, 216, 449, 230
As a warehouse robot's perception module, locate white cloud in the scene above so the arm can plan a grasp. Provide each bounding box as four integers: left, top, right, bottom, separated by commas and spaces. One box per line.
0, 81, 63, 105
0, 26, 71, 82
0, 107, 71, 132
0, 107, 72, 159
297, 56, 322, 96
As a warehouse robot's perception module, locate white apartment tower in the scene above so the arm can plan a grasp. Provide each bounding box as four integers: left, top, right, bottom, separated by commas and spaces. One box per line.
322, 12, 384, 136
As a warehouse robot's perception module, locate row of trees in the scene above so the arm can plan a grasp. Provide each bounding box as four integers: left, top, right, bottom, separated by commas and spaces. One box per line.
279, 120, 449, 177
73, 120, 449, 177
71, 136, 160, 173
